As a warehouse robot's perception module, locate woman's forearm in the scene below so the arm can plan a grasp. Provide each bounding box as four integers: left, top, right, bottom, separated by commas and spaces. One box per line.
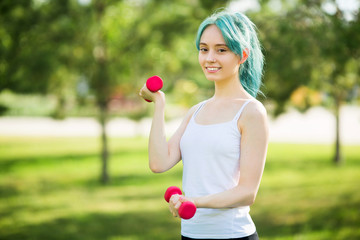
148, 100, 171, 173
193, 185, 257, 209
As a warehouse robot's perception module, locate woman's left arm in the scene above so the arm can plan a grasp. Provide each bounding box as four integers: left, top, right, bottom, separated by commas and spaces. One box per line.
193, 101, 269, 208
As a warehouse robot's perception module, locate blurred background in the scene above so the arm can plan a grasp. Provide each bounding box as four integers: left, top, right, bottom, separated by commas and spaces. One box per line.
0, 0, 359, 239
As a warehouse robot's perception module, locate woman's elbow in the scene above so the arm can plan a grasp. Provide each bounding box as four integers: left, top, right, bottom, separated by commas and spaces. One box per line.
234, 183, 259, 206
247, 194, 256, 206
245, 192, 257, 206
149, 162, 167, 173
150, 167, 165, 173
236, 190, 257, 206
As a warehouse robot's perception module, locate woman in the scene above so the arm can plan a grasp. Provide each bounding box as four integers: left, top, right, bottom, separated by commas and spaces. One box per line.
139, 10, 268, 240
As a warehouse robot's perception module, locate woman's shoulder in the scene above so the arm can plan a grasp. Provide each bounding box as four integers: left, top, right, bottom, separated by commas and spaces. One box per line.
232, 97, 266, 113
248, 98, 267, 113
187, 100, 208, 114
240, 98, 267, 122
181, 100, 208, 122
237, 98, 268, 133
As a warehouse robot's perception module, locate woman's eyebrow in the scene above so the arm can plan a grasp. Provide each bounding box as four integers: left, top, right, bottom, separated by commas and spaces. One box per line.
199, 42, 227, 47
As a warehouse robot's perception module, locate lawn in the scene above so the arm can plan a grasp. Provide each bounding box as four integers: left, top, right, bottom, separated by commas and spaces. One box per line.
0, 137, 359, 240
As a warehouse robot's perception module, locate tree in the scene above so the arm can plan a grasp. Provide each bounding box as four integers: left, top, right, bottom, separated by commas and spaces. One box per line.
314, 3, 360, 164
254, 0, 360, 164
0, 0, 233, 184
0, 0, 91, 118
77, 0, 233, 183
90, 0, 113, 184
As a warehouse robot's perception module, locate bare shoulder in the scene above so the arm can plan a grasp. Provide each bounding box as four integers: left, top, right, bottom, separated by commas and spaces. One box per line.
189, 101, 203, 114
170, 101, 204, 143
181, 101, 206, 125
245, 99, 267, 118
239, 99, 268, 130
186, 101, 206, 117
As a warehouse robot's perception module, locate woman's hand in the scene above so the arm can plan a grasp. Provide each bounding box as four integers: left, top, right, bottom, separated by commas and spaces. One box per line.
169, 194, 182, 217
169, 194, 195, 218
139, 84, 165, 104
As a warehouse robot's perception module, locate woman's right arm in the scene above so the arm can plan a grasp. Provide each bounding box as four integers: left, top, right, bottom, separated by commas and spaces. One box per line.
139, 85, 196, 173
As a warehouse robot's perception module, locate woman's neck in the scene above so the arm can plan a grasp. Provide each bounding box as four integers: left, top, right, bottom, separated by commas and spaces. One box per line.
212, 77, 250, 100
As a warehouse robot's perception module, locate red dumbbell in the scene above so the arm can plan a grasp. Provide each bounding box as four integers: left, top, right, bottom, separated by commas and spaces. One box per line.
164, 186, 197, 220
145, 75, 163, 102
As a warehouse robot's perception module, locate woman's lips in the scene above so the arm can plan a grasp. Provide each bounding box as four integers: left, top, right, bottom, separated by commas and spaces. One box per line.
205, 67, 221, 73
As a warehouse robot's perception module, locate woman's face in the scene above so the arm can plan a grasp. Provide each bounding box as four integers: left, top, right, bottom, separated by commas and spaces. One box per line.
198, 25, 241, 83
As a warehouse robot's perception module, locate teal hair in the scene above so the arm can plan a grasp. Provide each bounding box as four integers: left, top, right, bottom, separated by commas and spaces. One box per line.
196, 11, 264, 97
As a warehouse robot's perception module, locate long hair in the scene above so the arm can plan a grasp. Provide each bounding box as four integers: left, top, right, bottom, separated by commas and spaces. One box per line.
195, 11, 264, 97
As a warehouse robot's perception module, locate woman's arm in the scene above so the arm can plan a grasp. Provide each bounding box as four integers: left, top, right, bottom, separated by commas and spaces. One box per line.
139, 85, 197, 173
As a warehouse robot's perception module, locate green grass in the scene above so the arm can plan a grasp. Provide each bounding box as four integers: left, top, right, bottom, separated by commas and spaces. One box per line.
0, 137, 359, 240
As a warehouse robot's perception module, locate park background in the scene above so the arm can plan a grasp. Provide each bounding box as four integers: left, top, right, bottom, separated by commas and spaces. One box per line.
0, 0, 359, 239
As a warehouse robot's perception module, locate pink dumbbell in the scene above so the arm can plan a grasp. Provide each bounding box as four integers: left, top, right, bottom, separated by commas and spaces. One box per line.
145, 75, 163, 102
164, 186, 197, 220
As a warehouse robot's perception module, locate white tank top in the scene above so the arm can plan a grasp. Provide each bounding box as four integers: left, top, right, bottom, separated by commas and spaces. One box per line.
180, 99, 256, 239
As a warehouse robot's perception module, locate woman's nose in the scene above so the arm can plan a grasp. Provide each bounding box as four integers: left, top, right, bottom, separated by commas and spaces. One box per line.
206, 50, 216, 63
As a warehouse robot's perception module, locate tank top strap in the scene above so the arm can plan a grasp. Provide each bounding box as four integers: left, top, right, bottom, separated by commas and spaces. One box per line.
233, 99, 252, 121
192, 100, 208, 119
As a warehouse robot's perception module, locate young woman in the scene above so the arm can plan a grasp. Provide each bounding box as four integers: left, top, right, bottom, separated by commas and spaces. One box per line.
139, 11, 268, 240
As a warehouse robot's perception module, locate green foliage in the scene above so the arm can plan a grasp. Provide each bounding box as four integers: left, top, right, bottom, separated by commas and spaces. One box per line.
1, 0, 359, 116
0, 137, 359, 239
252, 1, 359, 164
0, 104, 8, 115
254, 1, 360, 115
0, 0, 85, 94
0, 89, 57, 116
1, 0, 232, 117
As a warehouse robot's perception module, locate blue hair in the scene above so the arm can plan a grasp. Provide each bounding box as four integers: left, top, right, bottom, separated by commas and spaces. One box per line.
196, 11, 264, 97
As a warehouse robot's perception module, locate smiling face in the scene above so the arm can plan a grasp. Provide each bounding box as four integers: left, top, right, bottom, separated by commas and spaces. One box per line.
198, 24, 242, 83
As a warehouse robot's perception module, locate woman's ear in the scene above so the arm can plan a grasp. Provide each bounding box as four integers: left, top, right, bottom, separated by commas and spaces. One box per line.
239, 49, 249, 64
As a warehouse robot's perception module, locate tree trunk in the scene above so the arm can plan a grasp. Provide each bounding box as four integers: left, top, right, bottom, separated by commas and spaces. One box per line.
334, 96, 342, 165
93, 0, 110, 184
99, 103, 109, 184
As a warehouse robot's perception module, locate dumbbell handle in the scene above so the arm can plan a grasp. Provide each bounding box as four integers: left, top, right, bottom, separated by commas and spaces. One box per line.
164, 186, 197, 220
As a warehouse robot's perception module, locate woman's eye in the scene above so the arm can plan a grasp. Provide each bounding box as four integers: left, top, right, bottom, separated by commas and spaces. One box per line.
218, 48, 227, 53
200, 48, 208, 52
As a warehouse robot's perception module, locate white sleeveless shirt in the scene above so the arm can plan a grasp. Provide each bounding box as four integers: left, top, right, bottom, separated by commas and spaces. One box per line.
180, 99, 256, 239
